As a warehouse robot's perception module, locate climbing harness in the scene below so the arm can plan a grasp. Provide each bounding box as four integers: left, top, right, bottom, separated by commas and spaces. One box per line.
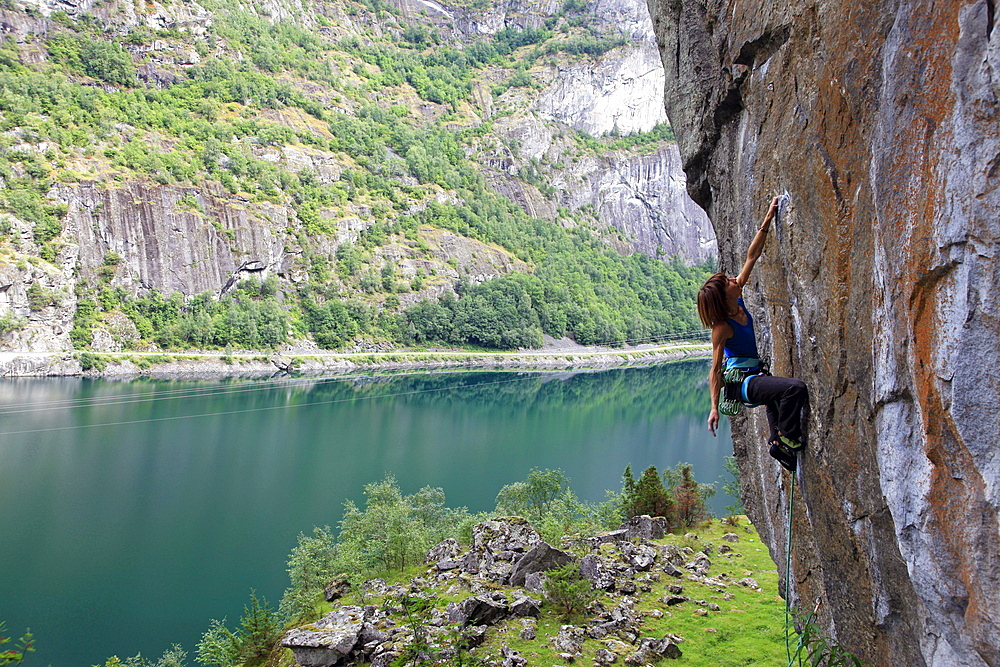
718, 358, 770, 416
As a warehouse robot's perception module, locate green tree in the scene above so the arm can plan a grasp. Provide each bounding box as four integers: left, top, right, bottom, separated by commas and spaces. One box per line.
494, 468, 586, 543
673, 464, 711, 528
278, 526, 338, 622
195, 619, 238, 667
336, 475, 470, 574
621, 464, 674, 524
494, 468, 568, 522
234, 590, 282, 661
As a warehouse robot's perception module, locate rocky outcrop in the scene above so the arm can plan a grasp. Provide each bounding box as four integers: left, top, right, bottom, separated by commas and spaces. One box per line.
286, 516, 711, 667
482, 116, 714, 262
647, 1, 1000, 665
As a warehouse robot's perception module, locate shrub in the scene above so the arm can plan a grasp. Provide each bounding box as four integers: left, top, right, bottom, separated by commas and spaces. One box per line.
0, 311, 26, 335
543, 562, 595, 621
196, 591, 281, 667
0, 621, 35, 666
79, 352, 107, 371
195, 618, 238, 667
722, 455, 745, 517
672, 464, 711, 528
26, 283, 55, 311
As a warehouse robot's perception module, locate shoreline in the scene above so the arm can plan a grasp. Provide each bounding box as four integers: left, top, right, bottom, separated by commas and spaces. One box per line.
0, 341, 712, 379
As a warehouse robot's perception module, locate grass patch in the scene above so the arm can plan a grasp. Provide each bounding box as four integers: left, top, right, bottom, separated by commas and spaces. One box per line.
636, 521, 787, 665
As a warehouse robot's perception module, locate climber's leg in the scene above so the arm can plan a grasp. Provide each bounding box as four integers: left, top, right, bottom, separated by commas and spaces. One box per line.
747, 375, 809, 446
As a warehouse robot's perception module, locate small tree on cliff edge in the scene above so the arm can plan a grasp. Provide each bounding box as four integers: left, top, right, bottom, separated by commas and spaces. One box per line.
621, 465, 675, 526
673, 464, 710, 528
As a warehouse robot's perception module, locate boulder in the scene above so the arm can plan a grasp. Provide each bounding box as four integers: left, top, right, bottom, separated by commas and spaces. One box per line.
518, 618, 537, 640
460, 517, 544, 583
721, 533, 739, 543
501, 645, 528, 667
594, 647, 617, 665
551, 624, 586, 655
509, 595, 542, 617
626, 637, 682, 663
684, 552, 712, 575
619, 541, 657, 571
661, 561, 683, 578
523, 571, 547, 594
323, 576, 351, 602
580, 553, 616, 590
281, 606, 369, 667
446, 593, 510, 627
472, 517, 543, 553
509, 541, 576, 586
619, 515, 670, 540
426, 538, 462, 564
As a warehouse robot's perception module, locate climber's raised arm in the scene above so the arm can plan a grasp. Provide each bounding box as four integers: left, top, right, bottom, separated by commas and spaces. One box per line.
735, 196, 780, 287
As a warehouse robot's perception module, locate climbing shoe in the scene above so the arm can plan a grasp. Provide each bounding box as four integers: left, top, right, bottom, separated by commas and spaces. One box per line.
769, 440, 798, 472
778, 434, 806, 451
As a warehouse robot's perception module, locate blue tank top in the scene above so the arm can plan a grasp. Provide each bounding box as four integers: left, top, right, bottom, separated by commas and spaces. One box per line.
724, 299, 759, 360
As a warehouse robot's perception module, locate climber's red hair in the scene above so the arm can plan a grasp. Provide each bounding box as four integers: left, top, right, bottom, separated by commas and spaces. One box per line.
697, 272, 730, 328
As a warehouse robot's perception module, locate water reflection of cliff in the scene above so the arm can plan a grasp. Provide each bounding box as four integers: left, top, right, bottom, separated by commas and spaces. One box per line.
275, 360, 709, 420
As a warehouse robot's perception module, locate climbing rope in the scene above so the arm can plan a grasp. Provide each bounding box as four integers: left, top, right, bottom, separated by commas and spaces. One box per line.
783, 472, 822, 667
785, 472, 796, 665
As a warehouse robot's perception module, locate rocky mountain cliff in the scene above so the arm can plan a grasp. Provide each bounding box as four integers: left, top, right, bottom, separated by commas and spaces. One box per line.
0, 0, 713, 355
646, 0, 999, 665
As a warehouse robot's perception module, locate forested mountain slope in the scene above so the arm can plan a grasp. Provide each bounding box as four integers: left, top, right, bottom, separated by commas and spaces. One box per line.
0, 0, 712, 355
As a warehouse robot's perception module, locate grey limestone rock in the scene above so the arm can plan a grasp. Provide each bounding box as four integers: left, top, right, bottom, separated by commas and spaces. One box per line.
447, 593, 510, 628
646, 0, 1000, 662
684, 553, 711, 575
500, 645, 528, 667
619, 515, 670, 540
509, 541, 576, 586
626, 637, 682, 664
281, 605, 370, 667
460, 517, 543, 583
425, 537, 462, 564
580, 553, 616, 591
551, 624, 586, 655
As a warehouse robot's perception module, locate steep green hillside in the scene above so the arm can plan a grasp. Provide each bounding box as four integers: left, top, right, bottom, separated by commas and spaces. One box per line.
0, 0, 711, 353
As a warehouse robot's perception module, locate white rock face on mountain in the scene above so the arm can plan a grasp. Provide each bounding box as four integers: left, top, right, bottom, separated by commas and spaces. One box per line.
530, 0, 668, 135
555, 145, 713, 262
534, 43, 668, 136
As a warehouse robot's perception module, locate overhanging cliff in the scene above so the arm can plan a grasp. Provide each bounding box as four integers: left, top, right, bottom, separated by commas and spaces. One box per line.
645, 1, 1000, 665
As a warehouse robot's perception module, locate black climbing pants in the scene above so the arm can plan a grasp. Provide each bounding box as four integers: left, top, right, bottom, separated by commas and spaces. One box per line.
746, 375, 808, 444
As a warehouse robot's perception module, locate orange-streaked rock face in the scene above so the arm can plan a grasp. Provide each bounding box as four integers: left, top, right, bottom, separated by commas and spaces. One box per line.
646, 1, 1000, 665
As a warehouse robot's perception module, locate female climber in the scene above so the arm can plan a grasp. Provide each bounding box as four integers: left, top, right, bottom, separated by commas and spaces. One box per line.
697, 196, 809, 472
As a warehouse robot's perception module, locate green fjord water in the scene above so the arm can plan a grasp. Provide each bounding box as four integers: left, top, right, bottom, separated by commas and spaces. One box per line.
0, 360, 732, 666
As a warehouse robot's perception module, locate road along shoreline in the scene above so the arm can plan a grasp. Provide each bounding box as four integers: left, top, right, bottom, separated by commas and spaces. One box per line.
0, 343, 711, 379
